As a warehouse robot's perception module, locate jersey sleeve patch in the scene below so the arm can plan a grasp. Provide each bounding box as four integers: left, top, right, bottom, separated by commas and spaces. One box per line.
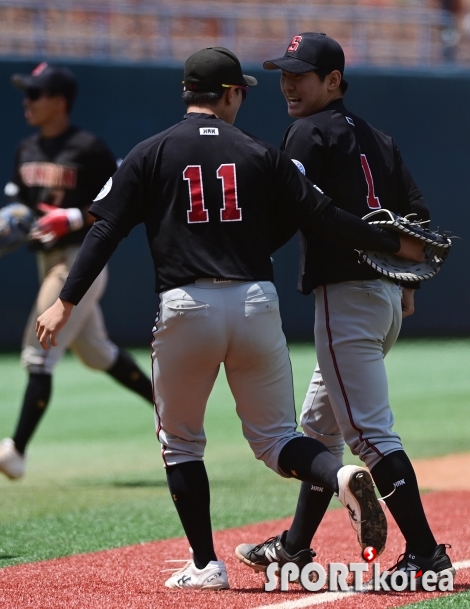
291, 159, 306, 175
199, 127, 219, 136
94, 177, 112, 201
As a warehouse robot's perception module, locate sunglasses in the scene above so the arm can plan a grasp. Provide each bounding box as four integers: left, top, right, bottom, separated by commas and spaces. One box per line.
222, 84, 248, 102
24, 88, 46, 101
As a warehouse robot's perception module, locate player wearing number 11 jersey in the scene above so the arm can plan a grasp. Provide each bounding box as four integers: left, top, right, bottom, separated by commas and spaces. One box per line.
35, 47, 425, 590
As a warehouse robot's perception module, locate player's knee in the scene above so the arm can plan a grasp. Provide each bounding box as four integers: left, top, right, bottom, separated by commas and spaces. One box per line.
75, 344, 118, 370
302, 427, 344, 462
79, 353, 115, 370
247, 434, 300, 477
21, 346, 56, 375
353, 439, 404, 470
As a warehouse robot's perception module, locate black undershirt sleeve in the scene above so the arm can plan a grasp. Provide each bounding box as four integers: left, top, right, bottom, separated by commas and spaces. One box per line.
313, 203, 401, 253
59, 217, 124, 305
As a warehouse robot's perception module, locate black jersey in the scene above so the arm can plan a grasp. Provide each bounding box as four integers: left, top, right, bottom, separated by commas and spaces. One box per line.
87, 113, 400, 295
282, 99, 430, 293
5, 126, 117, 249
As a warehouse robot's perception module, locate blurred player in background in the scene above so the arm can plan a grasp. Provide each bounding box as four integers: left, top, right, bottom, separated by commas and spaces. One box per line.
236, 33, 454, 586
0, 63, 153, 481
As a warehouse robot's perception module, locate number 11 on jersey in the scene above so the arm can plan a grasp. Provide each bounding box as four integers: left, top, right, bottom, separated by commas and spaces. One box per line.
184, 164, 242, 224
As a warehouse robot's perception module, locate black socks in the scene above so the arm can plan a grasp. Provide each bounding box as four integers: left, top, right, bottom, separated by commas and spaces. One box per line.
166, 460, 217, 569
278, 436, 341, 493
13, 373, 52, 454
371, 450, 437, 556
106, 349, 153, 404
285, 480, 334, 555
12, 351, 152, 455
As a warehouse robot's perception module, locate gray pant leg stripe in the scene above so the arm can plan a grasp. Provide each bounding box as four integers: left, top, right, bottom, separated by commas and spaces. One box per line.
322, 284, 384, 459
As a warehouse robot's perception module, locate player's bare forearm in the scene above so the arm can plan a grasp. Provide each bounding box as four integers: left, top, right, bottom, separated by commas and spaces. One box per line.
36, 298, 74, 350
401, 287, 415, 318
396, 234, 425, 262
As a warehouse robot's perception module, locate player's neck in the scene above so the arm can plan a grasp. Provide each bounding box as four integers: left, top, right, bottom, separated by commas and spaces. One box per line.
186, 105, 216, 117
187, 105, 238, 124
39, 114, 71, 139
320, 91, 343, 110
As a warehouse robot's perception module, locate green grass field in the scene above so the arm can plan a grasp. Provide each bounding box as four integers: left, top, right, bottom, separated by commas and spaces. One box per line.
1, 340, 469, 607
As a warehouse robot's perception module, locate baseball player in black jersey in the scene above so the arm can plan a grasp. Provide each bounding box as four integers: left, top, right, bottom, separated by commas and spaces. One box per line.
35, 48, 424, 590
236, 33, 455, 586
0, 64, 154, 481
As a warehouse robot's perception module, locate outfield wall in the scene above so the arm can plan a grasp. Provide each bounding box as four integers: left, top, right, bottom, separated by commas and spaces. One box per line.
0, 60, 469, 347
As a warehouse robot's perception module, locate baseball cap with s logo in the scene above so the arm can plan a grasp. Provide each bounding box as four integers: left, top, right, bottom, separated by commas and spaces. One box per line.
264, 32, 348, 90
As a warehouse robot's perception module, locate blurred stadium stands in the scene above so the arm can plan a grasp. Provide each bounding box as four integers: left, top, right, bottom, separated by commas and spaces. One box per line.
0, 0, 468, 67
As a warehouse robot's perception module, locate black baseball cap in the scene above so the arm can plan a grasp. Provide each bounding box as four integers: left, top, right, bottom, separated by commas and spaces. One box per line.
11, 62, 78, 102
264, 32, 346, 79
183, 47, 257, 92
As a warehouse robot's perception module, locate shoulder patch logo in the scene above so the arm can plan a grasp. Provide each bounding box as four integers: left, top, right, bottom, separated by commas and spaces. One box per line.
199, 128, 219, 136
291, 159, 306, 175
94, 177, 112, 201
345, 116, 355, 126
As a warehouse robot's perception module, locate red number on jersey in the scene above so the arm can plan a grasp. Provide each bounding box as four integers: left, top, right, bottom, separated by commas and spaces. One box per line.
183, 164, 242, 223
360, 154, 381, 209
217, 164, 242, 222
183, 165, 209, 223
288, 35, 302, 52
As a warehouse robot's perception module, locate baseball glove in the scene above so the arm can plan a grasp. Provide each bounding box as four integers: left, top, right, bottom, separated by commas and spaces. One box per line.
0, 203, 35, 258
357, 209, 452, 282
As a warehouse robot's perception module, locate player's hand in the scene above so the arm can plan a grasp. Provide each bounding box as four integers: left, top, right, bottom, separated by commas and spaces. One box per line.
396, 234, 425, 262
30, 204, 84, 244
401, 287, 415, 318
36, 298, 74, 350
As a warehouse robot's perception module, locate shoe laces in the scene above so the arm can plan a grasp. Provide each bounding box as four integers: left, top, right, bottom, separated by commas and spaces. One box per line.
251, 536, 278, 554
389, 543, 452, 574
377, 486, 396, 512
388, 552, 408, 574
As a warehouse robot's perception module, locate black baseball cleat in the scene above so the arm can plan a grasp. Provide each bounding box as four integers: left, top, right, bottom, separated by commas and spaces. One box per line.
235, 530, 315, 574
369, 544, 456, 590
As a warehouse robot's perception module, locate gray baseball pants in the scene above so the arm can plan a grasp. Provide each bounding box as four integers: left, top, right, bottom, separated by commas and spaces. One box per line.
152, 279, 301, 475
301, 278, 404, 469
22, 246, 118, 374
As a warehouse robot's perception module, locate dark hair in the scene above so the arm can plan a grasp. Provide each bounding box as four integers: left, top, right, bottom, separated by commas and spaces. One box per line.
182, 89, 224, 108
315, 68, 348, 94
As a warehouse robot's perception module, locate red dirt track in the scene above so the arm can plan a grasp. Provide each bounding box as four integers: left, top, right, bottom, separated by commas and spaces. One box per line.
1, 490, 469, 609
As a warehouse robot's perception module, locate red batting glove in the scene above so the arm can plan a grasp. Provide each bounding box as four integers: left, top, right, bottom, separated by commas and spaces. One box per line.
30, 204, 84, 244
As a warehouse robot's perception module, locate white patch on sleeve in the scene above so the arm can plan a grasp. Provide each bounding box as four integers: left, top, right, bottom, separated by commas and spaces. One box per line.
313, 184, 324, 194
291, 159, 306, 175
94, 177, 112, 201
199, 127, 219, 135
4, 182, 20, 197
345, 116, 355, 126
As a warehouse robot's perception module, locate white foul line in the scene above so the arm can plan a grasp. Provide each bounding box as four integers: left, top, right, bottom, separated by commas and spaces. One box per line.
251, 559, 470, 609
